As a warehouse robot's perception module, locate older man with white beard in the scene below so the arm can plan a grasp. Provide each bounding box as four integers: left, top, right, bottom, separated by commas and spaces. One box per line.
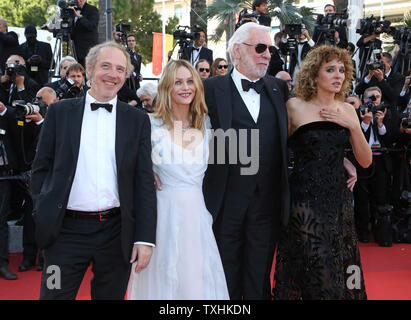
202, 22, 290, 300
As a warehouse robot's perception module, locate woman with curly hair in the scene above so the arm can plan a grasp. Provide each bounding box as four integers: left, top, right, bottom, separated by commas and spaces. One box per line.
273, 45, 372, 300
127, 59, 229, 300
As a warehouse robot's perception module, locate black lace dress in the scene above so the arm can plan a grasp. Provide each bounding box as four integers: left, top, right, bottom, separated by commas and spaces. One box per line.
273, 121, 367, 300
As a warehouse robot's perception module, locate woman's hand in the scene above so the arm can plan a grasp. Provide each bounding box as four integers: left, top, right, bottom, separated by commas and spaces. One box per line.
343, 158, 357, 192
319, 104, 360, 132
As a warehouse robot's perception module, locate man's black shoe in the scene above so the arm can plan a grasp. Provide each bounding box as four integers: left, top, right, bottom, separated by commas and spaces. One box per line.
18, 259, 36, 272
0, 266, 18, 280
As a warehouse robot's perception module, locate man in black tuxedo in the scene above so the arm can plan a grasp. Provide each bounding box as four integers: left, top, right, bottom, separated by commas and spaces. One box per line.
355, 52, 405, 107
0, 55, 40, 105
70, 0, 99, 67
353, 87, 396, 244
266, 32, 285, 77
31, 41, 157, 299
126, 34, 142, 92
312, 4, 348, 48
182, 28, 213, 67
0, 18, 21, 73
356, 31, 382, 79
203, 22, 290, 299
252, 0, 271, 27
19, 25, 53, 86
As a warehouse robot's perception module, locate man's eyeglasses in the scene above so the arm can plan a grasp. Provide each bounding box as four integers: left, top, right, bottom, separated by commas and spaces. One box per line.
199, 68, 210, 73
242, 43, 275, 54
217, 65, 228, 69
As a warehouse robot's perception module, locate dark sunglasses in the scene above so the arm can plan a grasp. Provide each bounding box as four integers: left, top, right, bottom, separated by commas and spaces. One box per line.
217, 65, 228, 69
199, 68, 210, 72
242, 43, 275, 54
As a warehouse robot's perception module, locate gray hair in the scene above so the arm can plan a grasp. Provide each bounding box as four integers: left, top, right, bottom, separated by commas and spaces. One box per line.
59, 56, 77, 69
137, 82, 157, 99
85, 41, 134, 79
0, 18, 7, 29
38, 86, 57, 100
227, 22, 271, 67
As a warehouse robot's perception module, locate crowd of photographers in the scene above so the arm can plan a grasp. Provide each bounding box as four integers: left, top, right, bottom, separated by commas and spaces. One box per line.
0, 0, 410, 281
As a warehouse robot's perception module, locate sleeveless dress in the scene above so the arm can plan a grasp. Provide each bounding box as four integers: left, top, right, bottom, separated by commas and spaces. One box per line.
273, 121, 367, 300
127, 115, 229, 300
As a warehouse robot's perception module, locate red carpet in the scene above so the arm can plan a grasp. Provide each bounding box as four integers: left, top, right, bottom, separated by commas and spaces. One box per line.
1, 242, 410, 300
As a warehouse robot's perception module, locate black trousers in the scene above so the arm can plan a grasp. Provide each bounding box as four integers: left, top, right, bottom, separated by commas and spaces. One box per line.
213, 185, 280, 300
354, 156, 390, 234
40, 214, 131, 300
0, 179, 11, 267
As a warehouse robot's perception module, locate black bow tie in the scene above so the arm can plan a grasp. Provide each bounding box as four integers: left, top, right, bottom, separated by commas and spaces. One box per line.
90, 103, 113, 112
193, 47, 200, 51
241, 79, 264, 94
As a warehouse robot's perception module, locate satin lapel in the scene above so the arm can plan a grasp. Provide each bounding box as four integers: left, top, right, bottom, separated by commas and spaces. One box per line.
262, 76, 288, 151
215, 74, 233, 131
70, 97, 86, 160
115, 102, 129, 174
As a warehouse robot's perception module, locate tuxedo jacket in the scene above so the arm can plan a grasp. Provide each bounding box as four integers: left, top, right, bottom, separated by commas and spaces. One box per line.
20, 40, 53, 86
71, 2, 99, 60
0, 73, 40, 105
398, 89, 410, 111
312, 25, 348, 48
202, 73, 290, 226
30, 97, 157, 263
182, 45, 213, 67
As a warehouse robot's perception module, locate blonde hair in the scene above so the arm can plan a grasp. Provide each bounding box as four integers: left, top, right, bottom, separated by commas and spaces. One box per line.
293, 45, 354, 101
154, 59, 208, 131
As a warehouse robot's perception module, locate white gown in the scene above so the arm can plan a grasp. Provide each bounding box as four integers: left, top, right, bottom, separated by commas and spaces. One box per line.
127, 115, 229, 300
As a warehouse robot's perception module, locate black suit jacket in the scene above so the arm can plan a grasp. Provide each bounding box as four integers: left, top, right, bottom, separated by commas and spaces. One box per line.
182, 45, 213, 67
0, 72, 40, 105
202, 73, 290, 226
71, 2, 99, 62
355, 70, 405, 107
20, 40, 53, 86
398, 88, 410, 111
312, 25, 347, 48
266, 47, 284, 77
30, 97, 157, 263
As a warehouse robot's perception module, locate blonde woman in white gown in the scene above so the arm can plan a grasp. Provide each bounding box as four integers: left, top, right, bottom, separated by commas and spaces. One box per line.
127, 60, 229, 300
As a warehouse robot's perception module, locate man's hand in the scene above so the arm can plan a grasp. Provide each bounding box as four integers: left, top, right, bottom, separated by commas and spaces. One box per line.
25, 110, 43, 123
0, 101, 6, 113
366, 70, 375, 81
334, 30, 340, 43
360, 108, 373, 125
375, 108, 386, 128
130, 244, 153, 273
0, 74, 9, 84
374, 68, 384, 82
71, 7, 82, 19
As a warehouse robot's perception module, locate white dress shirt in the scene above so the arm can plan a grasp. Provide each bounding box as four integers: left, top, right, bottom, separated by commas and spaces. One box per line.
231, 68, 261, 123
67, 91, 119, 211
361, 119, 386, 148
191, 46, 202, 66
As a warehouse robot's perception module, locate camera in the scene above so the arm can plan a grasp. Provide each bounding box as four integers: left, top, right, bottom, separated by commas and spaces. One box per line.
356, 15, 396, 36
359, 94, 376, 113
235, 8, 258, 30
173, 25, 202, 42
367, 60, 385, 71
54, 78, 81, 99
316, 9, 350, 28
12, 99, 48, 120
284, 24, 304, 39
5, 61, 26, 79
114, 21, 131, 44
57, 0, 77, 20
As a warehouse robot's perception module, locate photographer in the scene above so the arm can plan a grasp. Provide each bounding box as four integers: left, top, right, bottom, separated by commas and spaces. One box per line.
70, 0, 99, 67
19, 25, 53, 87
44, 56, 77, 91
353, 86, 396, 245
312, 4, 348, 48
181, 27, 213, 68
126, 34, 142, 91
252, 0, 271, 27
64, 63, 88, 98
0, 18, 20, 73
356, 28, 382, 79
398, 68, 411, 111
0, 87, 48, 279
355, 52, 405, 107
267, 32, 286, 77
0, 55, 40, 106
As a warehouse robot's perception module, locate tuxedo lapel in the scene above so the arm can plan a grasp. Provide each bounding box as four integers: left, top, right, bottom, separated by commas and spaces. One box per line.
115, 101, 130, 174
215, 74, 233, 131
70, 97, 86, 160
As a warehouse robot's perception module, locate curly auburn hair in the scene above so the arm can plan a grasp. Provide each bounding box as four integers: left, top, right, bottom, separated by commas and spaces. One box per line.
293, 45, 354, 101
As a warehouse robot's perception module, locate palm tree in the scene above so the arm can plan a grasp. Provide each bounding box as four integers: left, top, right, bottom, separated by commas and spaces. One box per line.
191, 0, 208, 33
206, 0, 315, 46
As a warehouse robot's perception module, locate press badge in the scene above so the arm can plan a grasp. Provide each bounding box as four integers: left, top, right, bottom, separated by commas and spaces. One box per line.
31, 66, 38, 72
